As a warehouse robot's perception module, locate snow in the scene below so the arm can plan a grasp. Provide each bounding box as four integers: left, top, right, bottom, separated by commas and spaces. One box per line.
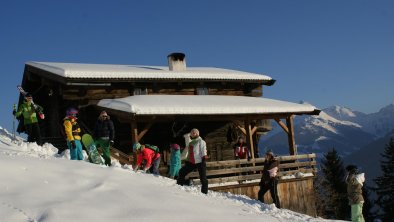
302, 111, 361, 134
97, 95, 318, 115
26, 61, 273, 81
331, 105, 356, 118
0, 128, 340, 222
280, 172, 314, 180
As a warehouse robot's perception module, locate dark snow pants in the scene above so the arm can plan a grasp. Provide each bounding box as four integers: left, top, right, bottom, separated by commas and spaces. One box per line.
177, 160, 208, 194
25, 122, 42, 146
258, 179, 281, 208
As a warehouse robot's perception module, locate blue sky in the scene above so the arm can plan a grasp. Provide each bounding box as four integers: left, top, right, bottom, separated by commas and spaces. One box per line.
1, 0, 393, 132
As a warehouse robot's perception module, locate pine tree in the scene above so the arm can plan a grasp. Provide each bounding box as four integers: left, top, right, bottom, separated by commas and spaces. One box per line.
318, 148, 350, 220
362, 186, 375, 222
373, 137, 394, 221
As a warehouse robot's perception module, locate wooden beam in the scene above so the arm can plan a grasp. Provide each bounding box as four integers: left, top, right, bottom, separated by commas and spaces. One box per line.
245, 119, 255, 161
131, 121, 138, 143
233, 122, 257, 135
137, 118, 155, 141
286, 115, 296, 155
274, 117, 289, 134
251, 126, 258, 135
188, 165, 263, 177
234, 123, 246, 135
130, 120, 138, 165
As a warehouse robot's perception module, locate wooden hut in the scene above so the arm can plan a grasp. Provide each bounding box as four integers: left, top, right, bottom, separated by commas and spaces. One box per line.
18, 53, 321, 216
18, 53, 278, 153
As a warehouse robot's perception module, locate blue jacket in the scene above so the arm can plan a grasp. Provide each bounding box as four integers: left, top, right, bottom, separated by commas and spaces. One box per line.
169, 144, 181, 177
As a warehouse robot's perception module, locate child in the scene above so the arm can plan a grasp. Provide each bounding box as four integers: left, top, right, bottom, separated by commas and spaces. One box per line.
168, 143, 181, 179
133, 143, 161, 175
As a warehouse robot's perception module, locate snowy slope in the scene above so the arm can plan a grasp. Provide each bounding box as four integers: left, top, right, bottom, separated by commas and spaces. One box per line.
0, 127, 339, 222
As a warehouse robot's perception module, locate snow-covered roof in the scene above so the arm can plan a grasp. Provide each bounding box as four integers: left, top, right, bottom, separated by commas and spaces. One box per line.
97, 95, 319, 115
26, 61, 273, 82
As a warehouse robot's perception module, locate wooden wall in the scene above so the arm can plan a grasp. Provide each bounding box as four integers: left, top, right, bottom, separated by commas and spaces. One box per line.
210, 178, 317, 217
21, 68, 267, 154
60, 83, 263, 100
131, 120, 264, 161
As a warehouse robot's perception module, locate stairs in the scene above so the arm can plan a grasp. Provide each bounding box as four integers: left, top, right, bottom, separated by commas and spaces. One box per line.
110, 147, 134, 165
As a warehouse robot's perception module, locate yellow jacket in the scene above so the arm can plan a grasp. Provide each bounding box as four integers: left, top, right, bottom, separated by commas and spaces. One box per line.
63, 117, 81, 141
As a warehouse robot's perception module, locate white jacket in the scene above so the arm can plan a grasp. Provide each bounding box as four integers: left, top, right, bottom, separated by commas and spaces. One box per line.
355, 173, 365, 186
187, 137, 207, 164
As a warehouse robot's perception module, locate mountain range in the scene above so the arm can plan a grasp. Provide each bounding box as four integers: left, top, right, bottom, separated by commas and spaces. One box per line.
259, 103, 394, 184
259, 103, 394, 159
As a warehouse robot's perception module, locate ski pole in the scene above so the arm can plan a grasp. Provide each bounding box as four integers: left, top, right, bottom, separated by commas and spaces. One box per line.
12, 103, 16, 141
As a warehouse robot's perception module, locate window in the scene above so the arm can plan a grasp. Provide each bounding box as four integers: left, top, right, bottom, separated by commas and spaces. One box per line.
196, 87, 208, 95
133, 88, 147, 95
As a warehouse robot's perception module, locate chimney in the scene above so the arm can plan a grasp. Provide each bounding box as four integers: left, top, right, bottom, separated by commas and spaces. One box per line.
167, 52, 186, 71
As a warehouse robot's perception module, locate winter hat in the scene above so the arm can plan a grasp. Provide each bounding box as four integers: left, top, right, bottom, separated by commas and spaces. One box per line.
133, 142, 142, 151
170, 143, 180, 150
66, 107, 78, 116
346, 165, 358, 174
265, 149, 274, 156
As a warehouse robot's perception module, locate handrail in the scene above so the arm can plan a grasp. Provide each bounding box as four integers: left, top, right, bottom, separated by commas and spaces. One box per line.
110, 147, 133, 165
189, 153, 317, 185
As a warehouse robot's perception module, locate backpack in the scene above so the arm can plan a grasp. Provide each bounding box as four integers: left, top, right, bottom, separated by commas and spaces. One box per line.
145, 144, 160, 154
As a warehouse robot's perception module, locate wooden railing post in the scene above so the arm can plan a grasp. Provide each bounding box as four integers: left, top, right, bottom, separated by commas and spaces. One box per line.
286, 115, 296, 155
245, 119, 255, 165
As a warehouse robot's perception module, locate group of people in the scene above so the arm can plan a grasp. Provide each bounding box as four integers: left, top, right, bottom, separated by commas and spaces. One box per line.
13, 94, 115, 166
63, 108, 115, 166
172, 141, 364, 221
133, 128, 209, 194
14, 95, 365, 220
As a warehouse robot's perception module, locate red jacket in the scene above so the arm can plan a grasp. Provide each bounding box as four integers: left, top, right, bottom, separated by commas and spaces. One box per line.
136, 148, 160, 170
233, 142, 251, 159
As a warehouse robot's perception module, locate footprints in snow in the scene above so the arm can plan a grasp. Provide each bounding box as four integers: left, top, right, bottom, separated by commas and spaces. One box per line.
1, 201, 36, 222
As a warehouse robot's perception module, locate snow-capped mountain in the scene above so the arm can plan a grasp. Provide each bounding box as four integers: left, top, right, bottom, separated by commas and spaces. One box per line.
323, 105, 365, 121
259, 103, 394, 159
323, 103, 394, 137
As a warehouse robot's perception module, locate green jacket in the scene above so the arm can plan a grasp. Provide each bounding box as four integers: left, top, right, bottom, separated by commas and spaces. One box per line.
15, 101, 43, 125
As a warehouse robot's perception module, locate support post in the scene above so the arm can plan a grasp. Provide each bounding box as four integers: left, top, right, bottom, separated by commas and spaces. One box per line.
286, 115, 296, 155
245, 119, 255, 161
131, 121, 138, 145
131, 120, 138, 166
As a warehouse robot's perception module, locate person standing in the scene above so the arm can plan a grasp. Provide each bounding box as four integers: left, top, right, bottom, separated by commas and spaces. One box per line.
133, 143, 161, 175
233, 136, 251, 161
345, 165, 365, 222
93, 111, 115, 166
258, 150, 281, 208
177, 128, 208, 194
63, 107, 83, 160
168, 142, 181, 179
13, 93, 43, 145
